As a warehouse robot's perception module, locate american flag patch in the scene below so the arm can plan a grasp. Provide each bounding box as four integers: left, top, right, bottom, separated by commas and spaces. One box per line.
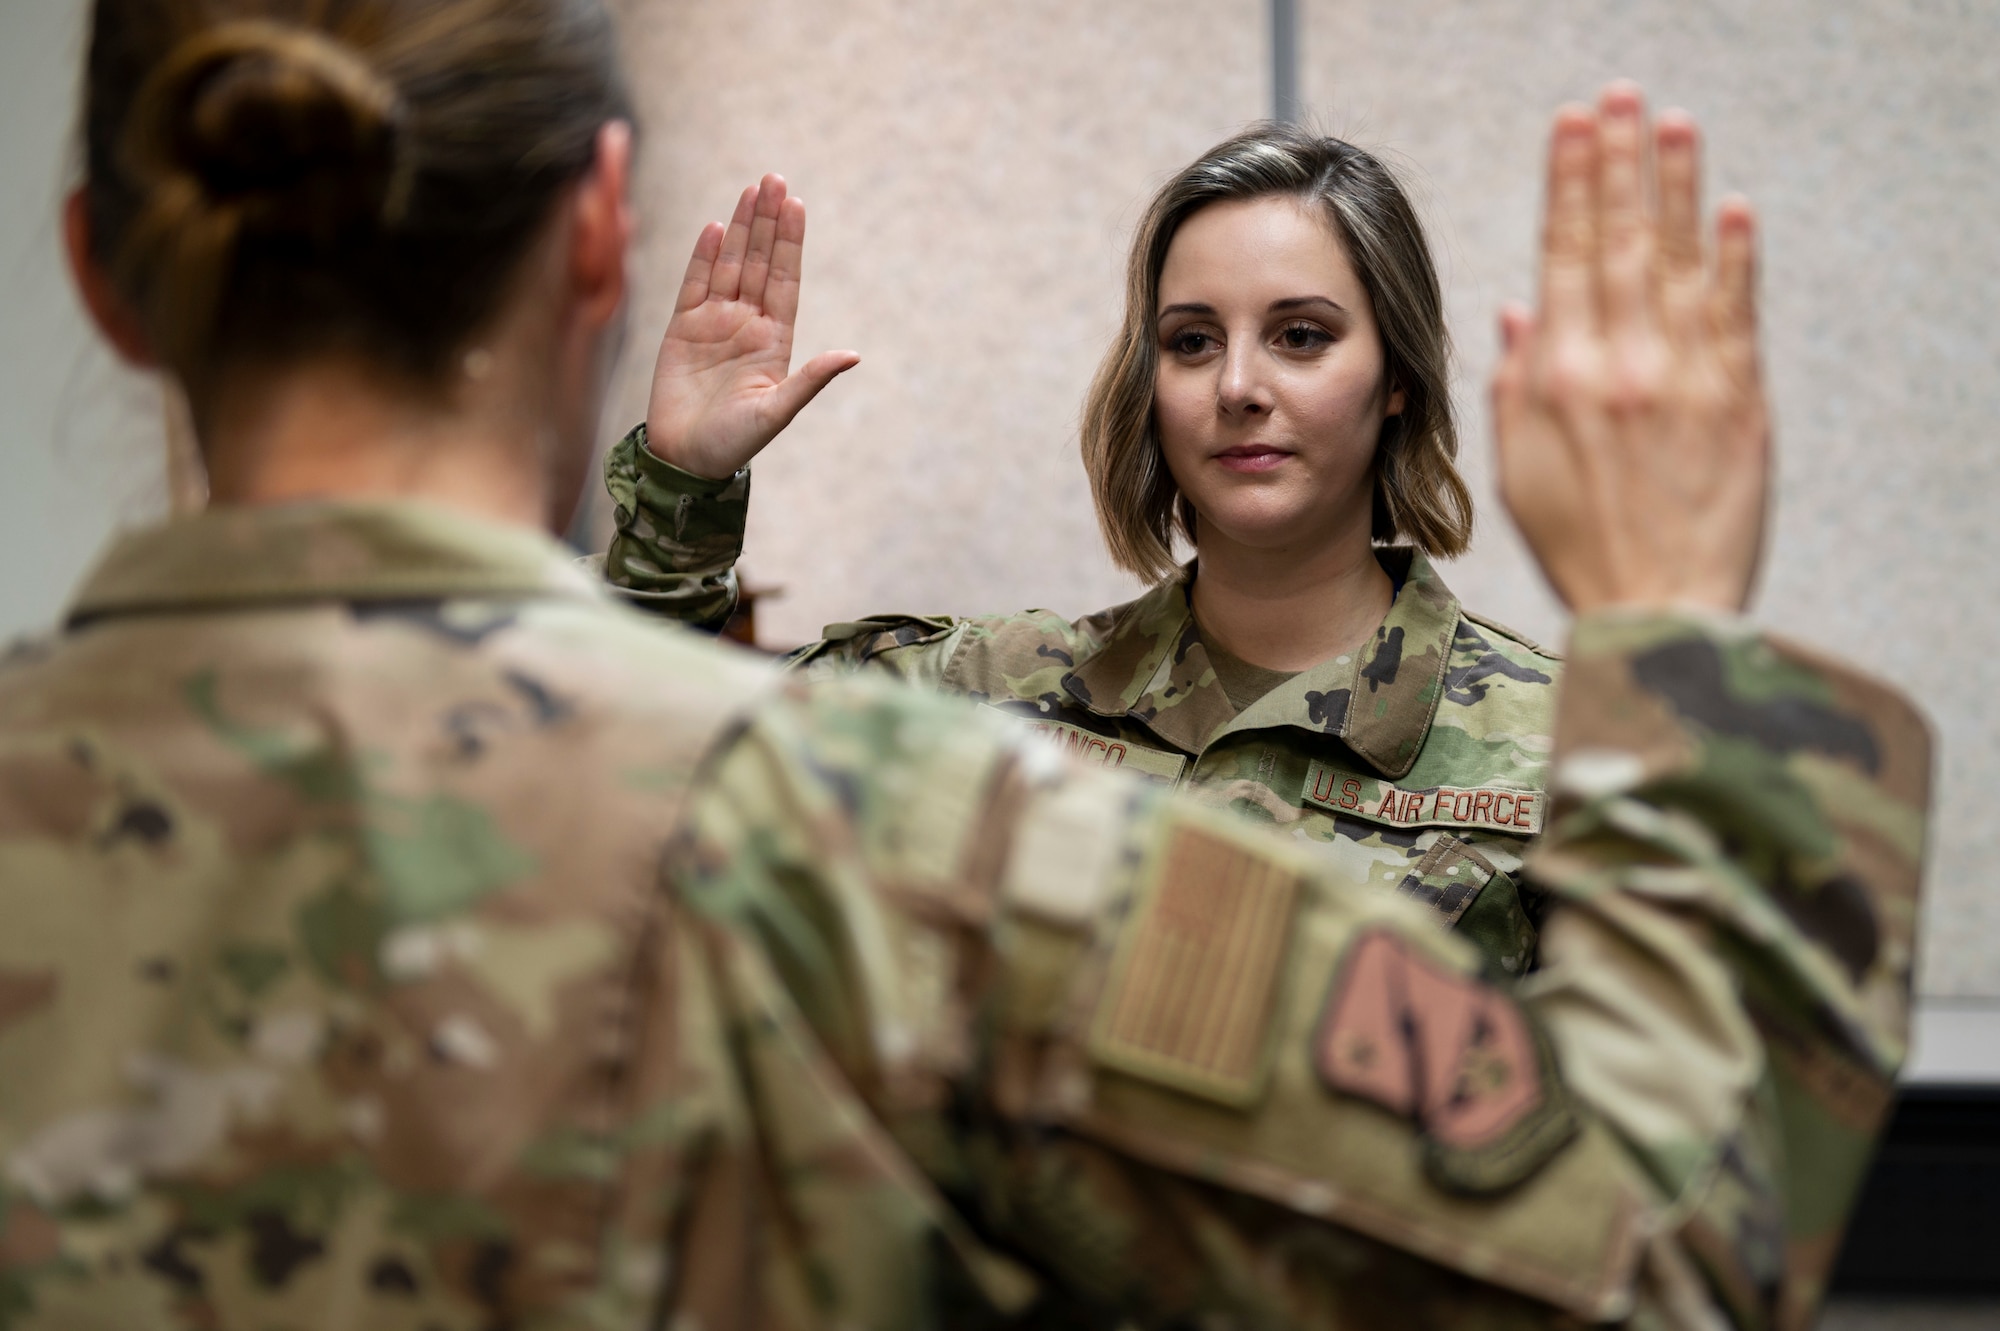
1089, 821, 1302, 1106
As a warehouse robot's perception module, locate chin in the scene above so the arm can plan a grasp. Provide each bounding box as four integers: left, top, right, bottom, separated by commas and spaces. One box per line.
1190, 504, 1325, 553
1188, 480, 1374, 553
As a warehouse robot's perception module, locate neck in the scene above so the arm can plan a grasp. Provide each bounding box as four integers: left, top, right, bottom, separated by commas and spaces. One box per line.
1189, 522, 1396, 672
197, 358, 559, 532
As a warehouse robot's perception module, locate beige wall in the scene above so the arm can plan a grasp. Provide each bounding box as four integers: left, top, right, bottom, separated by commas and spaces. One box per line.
0, 0, 168, 642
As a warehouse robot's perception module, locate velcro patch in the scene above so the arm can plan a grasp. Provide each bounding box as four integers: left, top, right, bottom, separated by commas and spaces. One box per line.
1314, 930, 1576, 1194
1090, 821, 1301, 1106
1303, 761, 1544, 834
1006, 713, 1189, 786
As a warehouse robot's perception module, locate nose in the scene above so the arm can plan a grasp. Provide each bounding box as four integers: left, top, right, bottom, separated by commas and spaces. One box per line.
1217, 340, 1272, 420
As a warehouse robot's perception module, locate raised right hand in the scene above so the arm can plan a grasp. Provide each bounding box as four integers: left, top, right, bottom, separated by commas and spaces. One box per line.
1493, 84, 1771, 615
644, 174, 859, 480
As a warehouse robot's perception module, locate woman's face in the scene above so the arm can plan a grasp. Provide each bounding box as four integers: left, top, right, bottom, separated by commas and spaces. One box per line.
1153, 195, 1403, 557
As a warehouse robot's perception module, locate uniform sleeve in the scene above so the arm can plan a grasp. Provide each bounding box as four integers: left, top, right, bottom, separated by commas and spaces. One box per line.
1521, 610, 1931, 1326
602, 423, 751, 631
600, 423, 973, 687
664, 611, 1932, 1327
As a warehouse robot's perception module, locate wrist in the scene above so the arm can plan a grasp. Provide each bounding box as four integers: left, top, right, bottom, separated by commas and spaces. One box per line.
638, 420, 736, 482
624, 423, 748, 494
1551, 557, 1754, 618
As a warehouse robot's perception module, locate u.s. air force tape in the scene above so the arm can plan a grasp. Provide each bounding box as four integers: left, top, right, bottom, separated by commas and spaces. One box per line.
1303, 760, 1545, 835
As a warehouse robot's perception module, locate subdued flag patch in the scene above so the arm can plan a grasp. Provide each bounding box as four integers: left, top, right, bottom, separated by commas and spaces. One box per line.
1090, 821, 1301, 1106
1314, 930, 1577, 1193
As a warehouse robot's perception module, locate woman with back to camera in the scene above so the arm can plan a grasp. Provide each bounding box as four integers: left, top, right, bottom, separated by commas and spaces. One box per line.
0, 0, 1111, 1319
610, 131, 1561, 975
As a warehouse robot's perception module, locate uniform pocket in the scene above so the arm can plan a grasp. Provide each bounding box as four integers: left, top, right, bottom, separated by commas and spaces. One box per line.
1393, 835, 1495, 928
1394, 836, 1538, 976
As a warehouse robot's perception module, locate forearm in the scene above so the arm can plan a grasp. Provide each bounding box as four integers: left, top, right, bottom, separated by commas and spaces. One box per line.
602, 423, 749, 631
601, 424, 969, 685
1522, 610, 1929, 1325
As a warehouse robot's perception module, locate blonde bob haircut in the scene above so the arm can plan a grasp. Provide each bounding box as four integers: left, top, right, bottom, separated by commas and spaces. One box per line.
1081, 122, 1473, 582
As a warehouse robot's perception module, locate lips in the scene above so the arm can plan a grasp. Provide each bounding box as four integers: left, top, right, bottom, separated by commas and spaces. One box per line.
1214, 446, 1293, 474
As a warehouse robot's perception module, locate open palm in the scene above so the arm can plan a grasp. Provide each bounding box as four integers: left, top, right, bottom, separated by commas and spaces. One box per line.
1493, 85, 1769, 614
645, 174, 858, 480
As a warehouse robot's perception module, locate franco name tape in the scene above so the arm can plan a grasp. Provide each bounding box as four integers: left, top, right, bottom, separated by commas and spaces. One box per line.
1004, 713, 1190, 785
1304, 760, 1544, 835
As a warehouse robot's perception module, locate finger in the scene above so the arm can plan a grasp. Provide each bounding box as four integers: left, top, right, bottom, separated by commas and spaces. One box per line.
1491, 304, 1540, 516
763, 349, 861, 433
1595, 81, 1653, 338
673, 221, 726, 315
764, 196, 809, 330
1538, 105, 1601, 342
1491, 302, 1537, 410
1709, 195, 1760, 377
709, 184, 758, 301
737, 173, 788, 312
1654, 111, 1705, 342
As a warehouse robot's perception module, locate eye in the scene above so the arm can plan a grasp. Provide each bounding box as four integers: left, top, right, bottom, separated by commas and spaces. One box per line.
1169, 328, 1217, 356
1277, 321, 1333, 351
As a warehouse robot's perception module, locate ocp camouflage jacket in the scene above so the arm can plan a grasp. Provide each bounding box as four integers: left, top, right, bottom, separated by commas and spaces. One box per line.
0, 495, 1935, 1328
602, 425, 1562, 976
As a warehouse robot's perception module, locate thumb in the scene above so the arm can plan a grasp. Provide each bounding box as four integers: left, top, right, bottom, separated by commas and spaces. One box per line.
764, 350, 861, 432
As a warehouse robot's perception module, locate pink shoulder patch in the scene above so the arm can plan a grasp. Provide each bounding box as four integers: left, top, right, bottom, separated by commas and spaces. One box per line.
1314, 931, 1575, 1191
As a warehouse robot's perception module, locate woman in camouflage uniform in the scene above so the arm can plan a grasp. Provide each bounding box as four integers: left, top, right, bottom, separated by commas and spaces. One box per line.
605, 131, 1561, 975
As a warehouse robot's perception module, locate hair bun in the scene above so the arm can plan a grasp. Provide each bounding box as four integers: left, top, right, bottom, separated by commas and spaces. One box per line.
125, 20, 409, 240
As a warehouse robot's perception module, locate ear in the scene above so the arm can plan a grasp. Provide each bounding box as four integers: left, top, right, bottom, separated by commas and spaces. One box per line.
567, 121, 634, 329
1384, 373, 1407, 419
63, 189, 156, 367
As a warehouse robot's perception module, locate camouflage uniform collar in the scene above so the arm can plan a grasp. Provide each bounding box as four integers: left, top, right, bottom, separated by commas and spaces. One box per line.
1059, 566, 1221, 751
1061, 548, 1460, 779
67, 498, 603, 624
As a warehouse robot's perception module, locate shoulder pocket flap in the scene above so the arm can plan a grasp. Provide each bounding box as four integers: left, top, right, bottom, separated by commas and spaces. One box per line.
1394, 837, 1497, 928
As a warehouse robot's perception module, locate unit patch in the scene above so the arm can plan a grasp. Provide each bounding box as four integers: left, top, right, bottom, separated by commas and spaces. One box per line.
1090, 821, 1301, 1106
1003, 712, 1189, 786
1302, 760, 1544, 834
1313, 930, 1577, 1194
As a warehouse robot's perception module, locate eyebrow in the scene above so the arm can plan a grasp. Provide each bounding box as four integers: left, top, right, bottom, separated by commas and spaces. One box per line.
1270, 296, 1348, 317
1157, 295, 1349, 323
